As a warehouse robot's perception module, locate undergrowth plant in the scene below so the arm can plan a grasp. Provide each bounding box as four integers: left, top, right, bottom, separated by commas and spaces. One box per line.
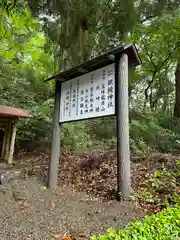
135, 160, 180, 206
92, 206, 180, 240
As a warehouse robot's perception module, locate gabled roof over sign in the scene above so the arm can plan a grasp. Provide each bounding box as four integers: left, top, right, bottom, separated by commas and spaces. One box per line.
44, 43, 141, 83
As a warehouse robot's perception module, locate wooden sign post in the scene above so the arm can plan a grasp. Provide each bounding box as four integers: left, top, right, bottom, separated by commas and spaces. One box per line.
48, 81, 61, 188
116, 53, 130, 198
45, 43, 141, 198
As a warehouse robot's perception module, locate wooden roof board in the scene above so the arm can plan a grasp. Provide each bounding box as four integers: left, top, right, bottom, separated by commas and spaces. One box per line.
0, 106, 30, 118
44, 43, 141, 83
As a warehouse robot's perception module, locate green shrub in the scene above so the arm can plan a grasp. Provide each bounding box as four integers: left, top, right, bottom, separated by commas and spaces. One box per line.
17, 99, 53, 151
130, 113, 180, 153
135, 160, 180, 206
92, 206, 180, 240
87, 117, 116, 140
14, 105, 180, 153
85, 112, 180, 154
61, 122, 91, 152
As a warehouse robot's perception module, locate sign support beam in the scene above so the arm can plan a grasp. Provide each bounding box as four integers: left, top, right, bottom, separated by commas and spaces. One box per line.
48, 80, 61, 188
45, 44, 141, 193
116, 53, 130, 198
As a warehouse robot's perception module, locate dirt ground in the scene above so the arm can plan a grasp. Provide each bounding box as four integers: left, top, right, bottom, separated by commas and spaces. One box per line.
0, 150, 177, 239
15, 150, 178, 201
0, 177, 144, 240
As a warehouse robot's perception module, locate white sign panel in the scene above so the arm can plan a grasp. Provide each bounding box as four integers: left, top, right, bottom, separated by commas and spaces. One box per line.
59, 63, 115, 123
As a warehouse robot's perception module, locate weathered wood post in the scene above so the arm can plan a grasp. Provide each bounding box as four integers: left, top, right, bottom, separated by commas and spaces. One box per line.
1, 123, 7, 159
4, 118, 11, 162
48, 80, 61, 188
116, 53, 130, 198
7, 118, 18, 164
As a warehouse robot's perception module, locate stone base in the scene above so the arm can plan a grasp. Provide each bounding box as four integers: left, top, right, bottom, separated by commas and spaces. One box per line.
0, 163, 23, 185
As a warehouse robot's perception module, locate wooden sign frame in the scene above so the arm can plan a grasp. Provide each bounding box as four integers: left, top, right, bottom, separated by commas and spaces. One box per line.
45, 43, 141, 199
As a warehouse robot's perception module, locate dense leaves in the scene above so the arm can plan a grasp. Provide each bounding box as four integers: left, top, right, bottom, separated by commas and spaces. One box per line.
1, 1, 180, 151
92, 206, 180, 240
0, 7, 54, 148
131, 10, 180, 114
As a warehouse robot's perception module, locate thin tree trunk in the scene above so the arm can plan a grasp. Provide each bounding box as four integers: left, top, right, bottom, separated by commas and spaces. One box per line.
174, 62, 180, 117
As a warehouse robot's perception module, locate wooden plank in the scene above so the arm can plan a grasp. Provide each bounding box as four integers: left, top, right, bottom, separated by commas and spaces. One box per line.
116, 53, 131, 198
7, 118, 18, 164
48, 81, 61, 188
1, 123, 7, 159
0, 117, 10, 125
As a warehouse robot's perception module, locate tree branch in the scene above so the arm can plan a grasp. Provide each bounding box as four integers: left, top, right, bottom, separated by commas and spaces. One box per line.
144, 41, 178, 104
141, 37, 156, 68
144, 51, 173, 104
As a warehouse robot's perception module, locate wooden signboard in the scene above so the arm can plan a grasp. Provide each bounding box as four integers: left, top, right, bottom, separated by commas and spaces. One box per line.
45, 44, 141, 199
60, 64, 115, 123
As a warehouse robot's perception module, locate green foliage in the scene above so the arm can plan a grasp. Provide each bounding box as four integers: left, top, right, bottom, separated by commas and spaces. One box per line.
131, 9, 180, 113
60, 120, 117, 152
1, 1, 180, 155
151, 160, 180, 203
17, 99, 54, 151
152, 166, 177, 192
0, 0, 26, 14
166, 193, 180, 207
27, 0, 139, 71
135, 160, 180, 206
87, 117, 116, 140
0, 9, 55, 151
92, 206, 180, 240
130, 112, 180, 153
61, 122, 90, 152
57, 112, 180, 154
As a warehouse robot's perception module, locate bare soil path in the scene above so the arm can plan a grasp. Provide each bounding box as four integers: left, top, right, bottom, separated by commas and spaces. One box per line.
1, 150, 175, 239
0, 177, 144, 240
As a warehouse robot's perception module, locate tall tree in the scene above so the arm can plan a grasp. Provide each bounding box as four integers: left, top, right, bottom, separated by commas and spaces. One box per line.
132, 10, 180, 116
26, 0, 139, 71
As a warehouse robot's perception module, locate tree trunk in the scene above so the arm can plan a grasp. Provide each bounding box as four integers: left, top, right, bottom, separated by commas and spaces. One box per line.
174, 62, 180, 118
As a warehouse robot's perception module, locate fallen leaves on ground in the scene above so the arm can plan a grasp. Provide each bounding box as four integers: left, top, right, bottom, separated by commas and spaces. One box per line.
52, 233, 74, 240
15, 150, 180, 214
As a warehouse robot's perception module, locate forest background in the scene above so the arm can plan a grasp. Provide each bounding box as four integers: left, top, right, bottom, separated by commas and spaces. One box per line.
1, 0, 180, 155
